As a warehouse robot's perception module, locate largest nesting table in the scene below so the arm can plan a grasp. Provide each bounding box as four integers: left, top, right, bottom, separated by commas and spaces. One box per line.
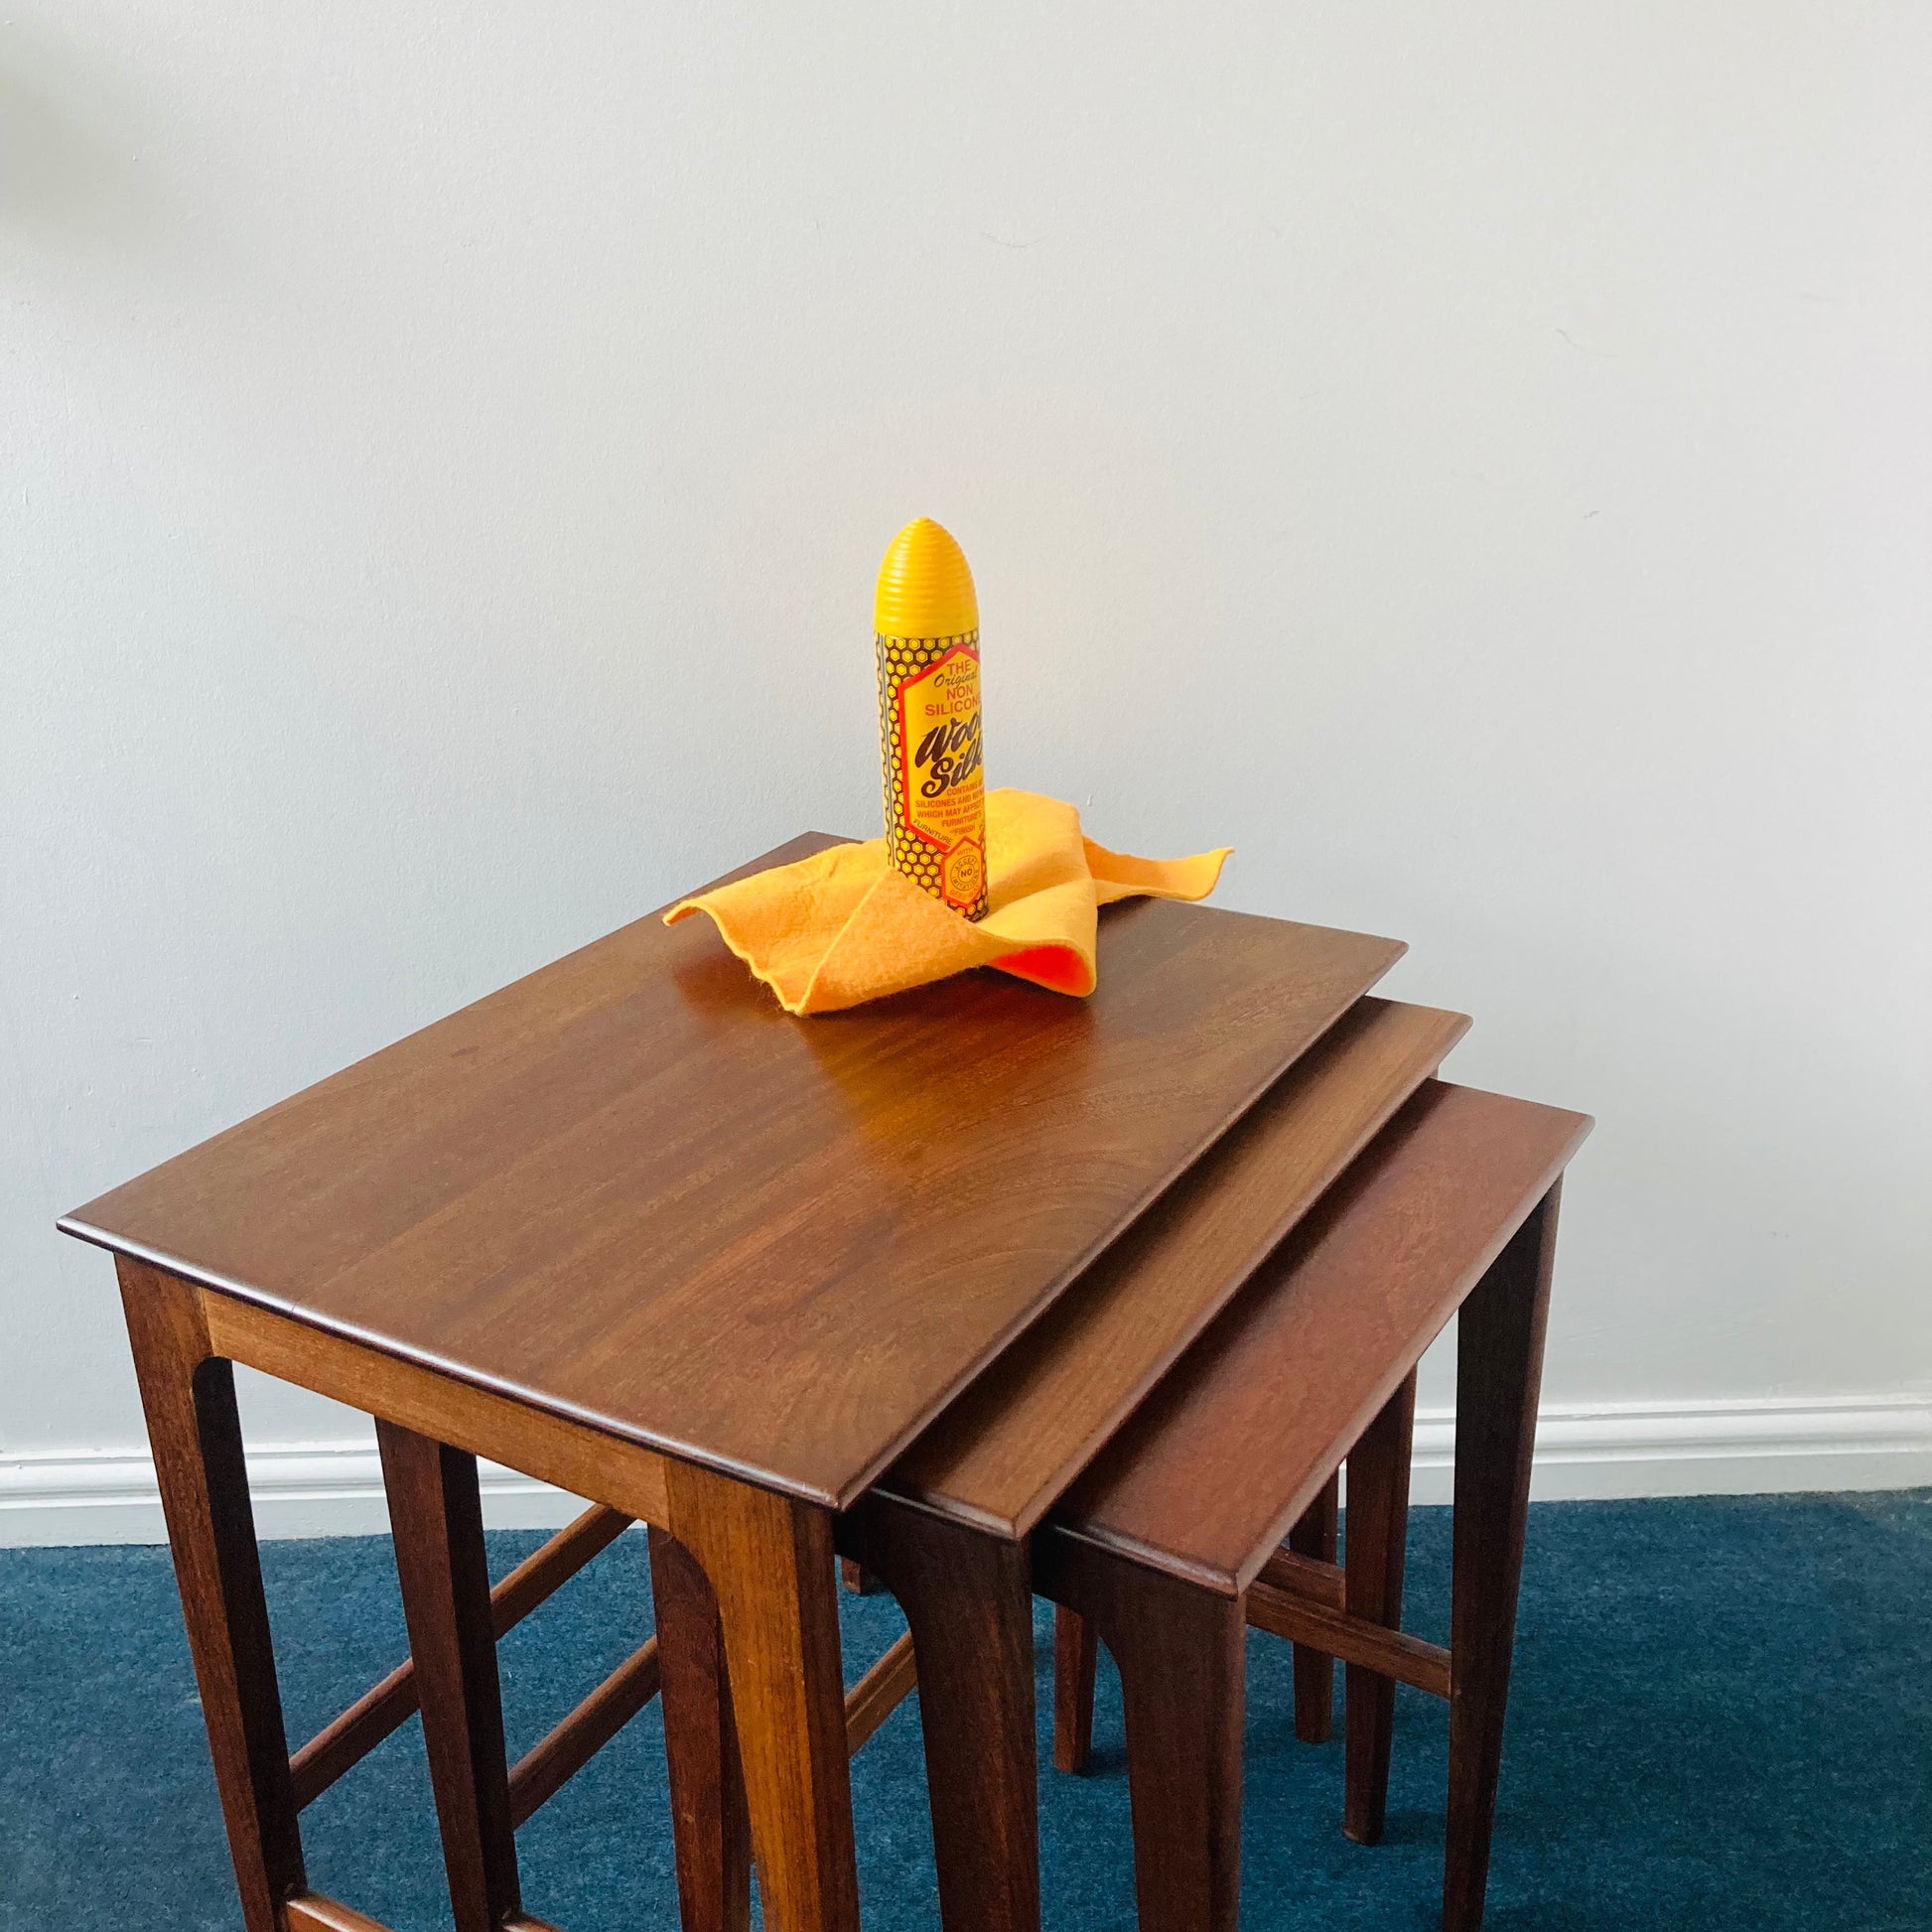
60, 835, 1408, 1932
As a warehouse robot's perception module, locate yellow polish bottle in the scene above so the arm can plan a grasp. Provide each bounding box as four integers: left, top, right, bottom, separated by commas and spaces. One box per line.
875, 517, 988, 920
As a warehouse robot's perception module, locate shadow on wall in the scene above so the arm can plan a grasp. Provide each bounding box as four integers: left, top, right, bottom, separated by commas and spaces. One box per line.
0, 28, 170, 241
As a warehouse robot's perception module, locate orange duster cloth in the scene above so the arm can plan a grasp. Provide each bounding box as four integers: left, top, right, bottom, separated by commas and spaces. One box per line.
666, 789, 1231, 1016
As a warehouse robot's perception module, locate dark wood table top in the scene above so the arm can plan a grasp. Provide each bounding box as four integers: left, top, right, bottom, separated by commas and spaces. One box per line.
1052, 1080, 1592, 1593
64, 834, 1403, 1508
882, 997, 1469, 1538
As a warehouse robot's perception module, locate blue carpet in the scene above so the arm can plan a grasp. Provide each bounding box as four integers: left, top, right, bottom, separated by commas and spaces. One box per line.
2, 1492, 1928, 1931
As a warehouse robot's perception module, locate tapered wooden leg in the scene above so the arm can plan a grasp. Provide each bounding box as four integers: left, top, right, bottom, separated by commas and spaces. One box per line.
1343, 1369, 1417, 1845
838, 1558, 881, 1595
1445, 1184, 1561, 1932
376, 1423, 521, 1932
1287, 1472, 1339, 1744
649, 1527, 753, 1932
848, 1499, 1039, 1932
120, 1261, 306, 1932
1052, 1605, 1099, 1774
1119, 1576, 1246, 1932
664, 1460, 860, 1932
1042, 1538, 1245, 1932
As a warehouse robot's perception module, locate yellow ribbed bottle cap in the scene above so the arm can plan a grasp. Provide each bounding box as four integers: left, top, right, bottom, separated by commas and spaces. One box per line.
874, 516, 978, 637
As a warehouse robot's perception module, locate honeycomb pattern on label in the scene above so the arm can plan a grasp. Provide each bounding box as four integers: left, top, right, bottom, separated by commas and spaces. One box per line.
877, 628, 988, 921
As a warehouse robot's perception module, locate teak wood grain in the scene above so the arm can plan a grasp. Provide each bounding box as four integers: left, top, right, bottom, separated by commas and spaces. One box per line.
1286, 1473, 1340, 1742
119, 1265, 307, 1932
1052, 1605, 1100, 1774
842, 1634, 917, 1755
1035, 1106, 1583, 1932
881, 997, 1467, 1536
1341, 1369, 1418, 1845
377, 1427, 523, 1932
1243, 1577, 1452, 1698
199, 1293, 672, 1528
1047, 1080, 1591, 1594
647, 1526, 754, 1932
1444, 1186, 1563, 1930
64, 834, 1402, 1509
832, 1499, 1041, 1932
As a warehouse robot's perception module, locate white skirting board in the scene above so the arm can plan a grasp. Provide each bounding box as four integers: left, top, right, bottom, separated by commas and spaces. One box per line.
1403, 1394, 1932, 1507
2, 1395, 1928, 1547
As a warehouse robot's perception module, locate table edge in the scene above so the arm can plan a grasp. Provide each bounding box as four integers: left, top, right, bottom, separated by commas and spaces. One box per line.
59, 1219, 852, 1509
57, 921, 1411, 1514
1041, 1095, 1596, 1595
878, 1004, 1474, 1541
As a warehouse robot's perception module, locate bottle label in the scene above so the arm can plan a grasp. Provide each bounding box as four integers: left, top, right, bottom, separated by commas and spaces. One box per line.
878, 631, 988, 919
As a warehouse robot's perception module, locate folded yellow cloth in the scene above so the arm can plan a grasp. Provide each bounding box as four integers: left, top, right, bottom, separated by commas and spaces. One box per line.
667, 788, 1232, 1016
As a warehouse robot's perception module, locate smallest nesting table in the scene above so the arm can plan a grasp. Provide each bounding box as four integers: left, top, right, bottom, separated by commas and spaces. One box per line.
1034, 1080, 1587, 1931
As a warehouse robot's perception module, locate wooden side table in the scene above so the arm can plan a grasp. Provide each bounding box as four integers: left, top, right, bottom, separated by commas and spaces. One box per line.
662, 1074, 1587, 1932
63, 835, 1403, 1932
1035, 1083, 1589, 1931
644, 994, 1466, 1932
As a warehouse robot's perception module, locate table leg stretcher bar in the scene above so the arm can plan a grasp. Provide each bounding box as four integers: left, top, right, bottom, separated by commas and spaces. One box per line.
832, 1535, 1456, 1755
266, 1474, 917, 1932
291, 1502, 634, 1807
119, 1337, 914, 1932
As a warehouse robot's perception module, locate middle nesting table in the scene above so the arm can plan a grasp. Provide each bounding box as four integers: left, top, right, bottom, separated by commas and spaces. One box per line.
659, 993, 1469, 1932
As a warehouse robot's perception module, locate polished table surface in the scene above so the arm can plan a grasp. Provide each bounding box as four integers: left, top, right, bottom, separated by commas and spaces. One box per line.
883, 995, 1470, 1537
64, 834, 1404, 1510
1051, 1079, 1592, 1593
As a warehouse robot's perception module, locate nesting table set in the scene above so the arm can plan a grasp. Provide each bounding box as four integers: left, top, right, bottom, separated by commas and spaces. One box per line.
63, 833, 1589, 1932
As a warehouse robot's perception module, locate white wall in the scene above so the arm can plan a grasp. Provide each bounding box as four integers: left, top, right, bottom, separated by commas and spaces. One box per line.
5, 2, 1929, 1541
